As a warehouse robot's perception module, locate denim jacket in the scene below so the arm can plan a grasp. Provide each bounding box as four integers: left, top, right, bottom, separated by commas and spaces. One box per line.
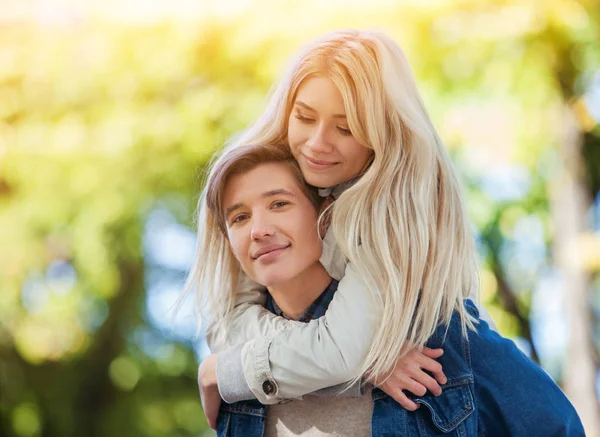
217, 300, 585, 437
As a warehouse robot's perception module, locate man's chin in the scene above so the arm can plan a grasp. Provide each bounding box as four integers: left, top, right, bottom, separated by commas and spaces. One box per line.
259, 275, 289, 289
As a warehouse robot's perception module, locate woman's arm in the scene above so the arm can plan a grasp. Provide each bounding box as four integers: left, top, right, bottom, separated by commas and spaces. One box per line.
205, 230, 370, 403
205, 230, 347, 353
204, 272, 297, 354
213, 260, 378, 404
206, 230, 448, 405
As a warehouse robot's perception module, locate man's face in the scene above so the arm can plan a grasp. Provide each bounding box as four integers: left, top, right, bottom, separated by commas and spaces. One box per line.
222, 162, 322, 287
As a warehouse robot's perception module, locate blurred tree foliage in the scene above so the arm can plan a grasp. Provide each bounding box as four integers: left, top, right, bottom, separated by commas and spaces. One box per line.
0, 1, 599, 436
0, 21, 276, 437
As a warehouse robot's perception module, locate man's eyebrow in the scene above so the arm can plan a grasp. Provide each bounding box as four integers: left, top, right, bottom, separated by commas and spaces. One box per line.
224, 189, 296, 219
261, 188, 296, 198
225, 202, 243, 219
295, 100, 346, 119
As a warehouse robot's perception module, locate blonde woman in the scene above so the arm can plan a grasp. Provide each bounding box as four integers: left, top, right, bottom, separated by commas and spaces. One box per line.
198, 143, 583, 437
187, 29, 584, 436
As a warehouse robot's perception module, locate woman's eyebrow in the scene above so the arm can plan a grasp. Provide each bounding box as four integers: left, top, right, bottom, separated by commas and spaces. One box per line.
295, 100, 346, 119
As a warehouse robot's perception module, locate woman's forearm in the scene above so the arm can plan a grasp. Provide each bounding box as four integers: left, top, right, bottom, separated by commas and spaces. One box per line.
217, 262, 378, 404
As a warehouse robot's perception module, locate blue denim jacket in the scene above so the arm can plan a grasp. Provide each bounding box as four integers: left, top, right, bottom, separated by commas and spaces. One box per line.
217, 300, 585, 437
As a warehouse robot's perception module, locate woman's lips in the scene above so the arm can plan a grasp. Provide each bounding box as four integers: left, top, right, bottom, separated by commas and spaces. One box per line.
303, 154, 338, 170
256, 247, 288, 262
253, 244, 290, 262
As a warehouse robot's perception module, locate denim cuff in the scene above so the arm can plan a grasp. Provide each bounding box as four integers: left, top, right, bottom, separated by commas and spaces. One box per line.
216, 343, 254, 403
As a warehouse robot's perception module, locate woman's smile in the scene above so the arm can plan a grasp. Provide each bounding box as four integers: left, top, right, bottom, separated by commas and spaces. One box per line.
302, 154, 339, 170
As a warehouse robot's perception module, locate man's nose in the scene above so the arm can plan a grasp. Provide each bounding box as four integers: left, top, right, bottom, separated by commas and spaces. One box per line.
250, 216, 275, 241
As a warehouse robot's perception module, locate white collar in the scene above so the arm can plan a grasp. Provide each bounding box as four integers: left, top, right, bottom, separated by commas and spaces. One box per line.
317, 178, 359, 199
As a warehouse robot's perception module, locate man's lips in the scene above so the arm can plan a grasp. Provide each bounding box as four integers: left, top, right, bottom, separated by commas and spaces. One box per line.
303, 154, 338, 169
252, 243, 290, 260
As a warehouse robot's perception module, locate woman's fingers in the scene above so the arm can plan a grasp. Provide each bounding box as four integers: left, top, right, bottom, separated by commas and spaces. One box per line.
417, 349, 447, 385
422, 347, 443, 359
406, 378, 428, 397
386, 385, 420, 411
410, 371, 442, 396
376, 346, 447, 411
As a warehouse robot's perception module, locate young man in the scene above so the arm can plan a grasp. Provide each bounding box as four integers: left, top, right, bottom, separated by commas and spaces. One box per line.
211, 149, 375, 436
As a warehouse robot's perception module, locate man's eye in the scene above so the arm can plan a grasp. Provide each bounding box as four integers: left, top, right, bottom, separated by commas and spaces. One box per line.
232, 214, 248, 224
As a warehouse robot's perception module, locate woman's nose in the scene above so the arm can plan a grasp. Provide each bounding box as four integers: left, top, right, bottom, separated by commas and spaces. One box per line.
306, 125, 334, 154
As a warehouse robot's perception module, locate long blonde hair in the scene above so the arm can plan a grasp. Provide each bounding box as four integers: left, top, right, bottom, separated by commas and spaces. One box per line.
187, 29, 479, 383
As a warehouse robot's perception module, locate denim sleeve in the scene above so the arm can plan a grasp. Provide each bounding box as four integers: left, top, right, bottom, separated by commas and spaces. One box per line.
469, 316, 585, 436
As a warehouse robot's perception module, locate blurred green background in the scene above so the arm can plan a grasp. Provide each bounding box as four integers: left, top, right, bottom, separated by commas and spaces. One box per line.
1, 0, 599, 436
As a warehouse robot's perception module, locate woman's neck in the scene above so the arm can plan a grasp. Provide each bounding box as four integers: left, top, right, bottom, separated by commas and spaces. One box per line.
267, 263, 332, 320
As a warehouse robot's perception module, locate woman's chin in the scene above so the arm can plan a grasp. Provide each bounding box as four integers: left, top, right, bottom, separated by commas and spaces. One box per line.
302, 172, 341, 189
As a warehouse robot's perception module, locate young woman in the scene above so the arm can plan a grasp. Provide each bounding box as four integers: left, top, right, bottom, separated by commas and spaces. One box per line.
186, 29, 584, 435
196, 143, 583, 437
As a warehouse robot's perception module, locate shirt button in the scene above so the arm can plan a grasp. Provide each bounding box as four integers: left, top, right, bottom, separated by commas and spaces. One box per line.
262, 380, 277, 395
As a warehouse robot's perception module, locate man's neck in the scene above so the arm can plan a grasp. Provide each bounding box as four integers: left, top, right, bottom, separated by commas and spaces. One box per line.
267, 264, 332, 320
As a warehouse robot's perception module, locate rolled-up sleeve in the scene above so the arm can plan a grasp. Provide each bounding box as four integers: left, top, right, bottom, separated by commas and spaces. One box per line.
239, 262, 379, 403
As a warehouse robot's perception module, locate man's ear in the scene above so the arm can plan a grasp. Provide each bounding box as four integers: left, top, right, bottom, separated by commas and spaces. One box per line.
225, 235, 241, 262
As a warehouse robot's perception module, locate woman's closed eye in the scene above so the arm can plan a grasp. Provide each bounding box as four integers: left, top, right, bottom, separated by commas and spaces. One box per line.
337, 126, 352, 136
294, 113, 314, 123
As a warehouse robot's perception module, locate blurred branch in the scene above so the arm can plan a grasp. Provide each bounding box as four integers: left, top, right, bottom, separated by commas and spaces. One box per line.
480, 217, 540, 363
492, 257, 539, 363
72, 255, 145, 437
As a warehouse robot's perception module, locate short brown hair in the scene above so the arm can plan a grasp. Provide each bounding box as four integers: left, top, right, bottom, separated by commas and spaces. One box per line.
205, 144, 321, 233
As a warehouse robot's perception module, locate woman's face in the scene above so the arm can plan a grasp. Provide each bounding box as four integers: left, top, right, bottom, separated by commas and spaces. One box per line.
287, 75, 372, 188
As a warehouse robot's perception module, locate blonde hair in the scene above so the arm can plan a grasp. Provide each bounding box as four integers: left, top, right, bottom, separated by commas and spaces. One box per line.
184, 143, 320, 326
187, 29, 479, 383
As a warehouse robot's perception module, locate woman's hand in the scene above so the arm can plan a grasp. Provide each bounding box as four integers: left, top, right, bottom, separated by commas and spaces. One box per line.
373, 347, 446, 411
198, 354, 221, 430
